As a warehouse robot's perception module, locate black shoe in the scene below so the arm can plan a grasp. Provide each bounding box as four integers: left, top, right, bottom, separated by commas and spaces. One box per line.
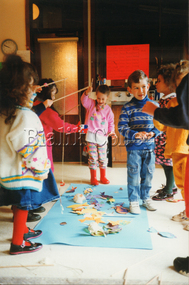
173, 256, 189, 277
27, 211, 41, 222
157, 186, 177, 194
156, 184, 166, 193
24, 228, 42, 240
152, 191, 174, 201
10, 241, 43, 255
172, 187, 178, 194
30, 206, 46, 213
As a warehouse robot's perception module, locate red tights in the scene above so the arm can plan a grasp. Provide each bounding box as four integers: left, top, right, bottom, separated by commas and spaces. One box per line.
12, 206, 30, 246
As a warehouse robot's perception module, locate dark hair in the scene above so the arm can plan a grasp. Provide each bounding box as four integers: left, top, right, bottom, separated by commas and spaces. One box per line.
96, 84, 110, 96
157, 64, 176, 91
0, 54, 39, 124
36, 78, 58, 113
36, 78, 58, 101
128, 70, 148, 88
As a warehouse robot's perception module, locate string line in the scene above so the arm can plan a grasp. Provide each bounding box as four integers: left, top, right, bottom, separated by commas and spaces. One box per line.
65, 104, 79, 114
61, 79, 66, 190
39, 78, 67, 88
53, 86, 89, 103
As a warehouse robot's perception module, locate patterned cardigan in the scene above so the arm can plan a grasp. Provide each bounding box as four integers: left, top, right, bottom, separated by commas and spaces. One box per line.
0, 106, 50, 192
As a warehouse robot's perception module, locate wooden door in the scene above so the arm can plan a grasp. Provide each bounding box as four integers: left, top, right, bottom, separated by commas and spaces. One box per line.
112, 105, 127, 163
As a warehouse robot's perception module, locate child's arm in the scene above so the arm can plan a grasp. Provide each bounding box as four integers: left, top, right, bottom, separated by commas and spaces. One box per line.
107, 109, 117, 138
142, 101, 158, 116
39, 108, 79, 133
118, 106, 139, 141
80, 86, 94, 109
33, 100, 54, 117
153, 119, 167, 132
8, 112, 50, 179
152, 97, 178, 133
108, 131, 117, 139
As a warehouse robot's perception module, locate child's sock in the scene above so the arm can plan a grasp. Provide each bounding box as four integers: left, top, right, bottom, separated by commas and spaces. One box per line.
12, 206, 29, 246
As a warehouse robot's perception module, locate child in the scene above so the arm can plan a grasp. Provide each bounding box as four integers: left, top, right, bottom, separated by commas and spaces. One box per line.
26, 96, 56, 223
0, 54, 60, 255
34, 78, 79, 173
152, 64, 177, 200
142, 60, 189, 277
153, 61, 189, 223
118, 70, 160, 214
81, 85, 116, 185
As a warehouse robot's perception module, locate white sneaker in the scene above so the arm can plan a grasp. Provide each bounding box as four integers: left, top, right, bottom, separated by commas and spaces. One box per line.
130, 201, 141, 215
143, 199, 157, 211
172, 210, 189, 222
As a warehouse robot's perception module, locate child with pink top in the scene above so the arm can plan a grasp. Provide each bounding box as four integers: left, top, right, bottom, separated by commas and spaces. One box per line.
81, 85, 116, 185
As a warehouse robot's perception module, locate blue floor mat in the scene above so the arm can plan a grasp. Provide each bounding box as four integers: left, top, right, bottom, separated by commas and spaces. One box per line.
34, 183, 153, 250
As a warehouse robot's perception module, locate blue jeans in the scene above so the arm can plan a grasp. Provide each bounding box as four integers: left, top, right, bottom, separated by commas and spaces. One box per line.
127, 150, 155, 202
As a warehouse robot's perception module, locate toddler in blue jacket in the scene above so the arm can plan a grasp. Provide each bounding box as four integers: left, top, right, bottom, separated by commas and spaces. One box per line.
118, 70, 160, 214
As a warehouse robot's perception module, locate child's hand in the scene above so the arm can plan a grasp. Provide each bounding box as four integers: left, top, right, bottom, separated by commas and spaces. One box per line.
85, 86, 93, 95
39, 172, 49, 180
142, 101, 158, 116
43, 99, 53, 108
33, 85, 42, 93
108, 131, 117, 139
135, 131, 148, 140
146, 132, 155, 140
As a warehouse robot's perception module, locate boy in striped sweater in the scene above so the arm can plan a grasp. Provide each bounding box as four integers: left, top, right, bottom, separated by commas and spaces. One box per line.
118, 70, 160, 214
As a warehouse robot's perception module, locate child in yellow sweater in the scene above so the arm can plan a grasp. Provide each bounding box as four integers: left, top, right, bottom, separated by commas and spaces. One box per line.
153, 62, 189, 225
154, 98, 188, 196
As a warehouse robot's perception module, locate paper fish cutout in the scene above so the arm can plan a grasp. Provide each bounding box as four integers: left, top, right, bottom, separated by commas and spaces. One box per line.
108, 220, 130, 226
100, 192, 113, 200
84, 188, 93, 195
158, 232, 176, 238
93, 202, 104, 210
105, 223, 122, 234
66, 186, 77, 193
88, 222, 106, 236
79, 214, 105, 224
115, 205, 129, 214
67, 202, 89, 209
60, 222, 67, 226
166, 198, 184, 203
66, 189, 75, 193
86, 195, 100, 207
107, 198, 115, 204
60, 180, 65, 186
74, 208, 105, 216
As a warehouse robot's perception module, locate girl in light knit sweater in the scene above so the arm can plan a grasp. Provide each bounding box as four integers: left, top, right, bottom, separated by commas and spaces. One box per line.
0, 55, 59, 255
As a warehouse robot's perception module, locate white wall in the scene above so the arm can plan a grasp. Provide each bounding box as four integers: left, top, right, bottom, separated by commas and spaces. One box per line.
0, 0, 26, 62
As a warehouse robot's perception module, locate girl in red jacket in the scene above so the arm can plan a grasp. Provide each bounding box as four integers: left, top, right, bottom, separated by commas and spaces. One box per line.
34, 78, 79, 172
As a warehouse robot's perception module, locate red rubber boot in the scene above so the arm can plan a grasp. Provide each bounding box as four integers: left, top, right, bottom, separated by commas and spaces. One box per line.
90, 169, 99, 185
100, 168, 110, 184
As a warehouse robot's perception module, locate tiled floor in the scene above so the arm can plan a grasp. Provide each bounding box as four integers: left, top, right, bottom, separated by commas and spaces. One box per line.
0, 162, 188, 285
